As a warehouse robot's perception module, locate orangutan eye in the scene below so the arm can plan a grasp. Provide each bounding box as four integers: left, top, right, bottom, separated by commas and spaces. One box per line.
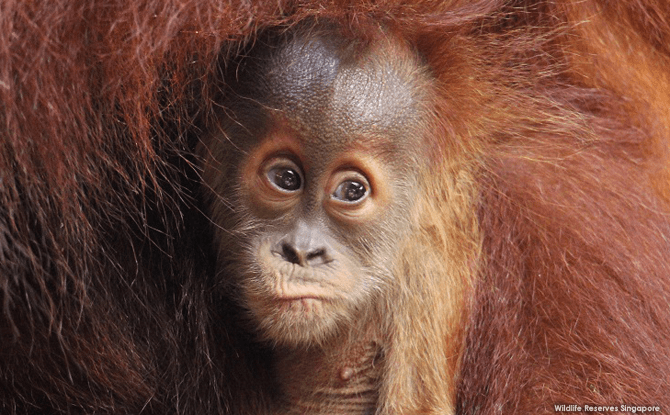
332, 180, 368, 202
268, 166, 303, 191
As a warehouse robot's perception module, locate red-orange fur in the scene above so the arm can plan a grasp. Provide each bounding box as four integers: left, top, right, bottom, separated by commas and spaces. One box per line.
1, 1, 669, 414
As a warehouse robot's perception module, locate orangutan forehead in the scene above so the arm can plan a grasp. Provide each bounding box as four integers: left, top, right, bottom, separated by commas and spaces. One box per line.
253, 29, 430, 143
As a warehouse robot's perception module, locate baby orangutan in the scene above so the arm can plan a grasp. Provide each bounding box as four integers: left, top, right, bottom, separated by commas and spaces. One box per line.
200, 25, 474, 414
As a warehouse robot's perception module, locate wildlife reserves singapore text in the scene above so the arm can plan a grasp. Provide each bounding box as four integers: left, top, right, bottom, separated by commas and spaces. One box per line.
555, 405, 661, 413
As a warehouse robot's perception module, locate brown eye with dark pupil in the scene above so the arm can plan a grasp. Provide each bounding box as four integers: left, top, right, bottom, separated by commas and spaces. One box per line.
333, 180, 367, 202
272, 168, 301, 191
344, 182, 365, 200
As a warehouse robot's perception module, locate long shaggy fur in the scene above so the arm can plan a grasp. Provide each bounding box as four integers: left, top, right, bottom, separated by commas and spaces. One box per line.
1, 1, 669, 414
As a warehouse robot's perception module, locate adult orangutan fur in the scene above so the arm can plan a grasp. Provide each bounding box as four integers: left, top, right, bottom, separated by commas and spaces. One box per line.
1, 1, 670, 414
